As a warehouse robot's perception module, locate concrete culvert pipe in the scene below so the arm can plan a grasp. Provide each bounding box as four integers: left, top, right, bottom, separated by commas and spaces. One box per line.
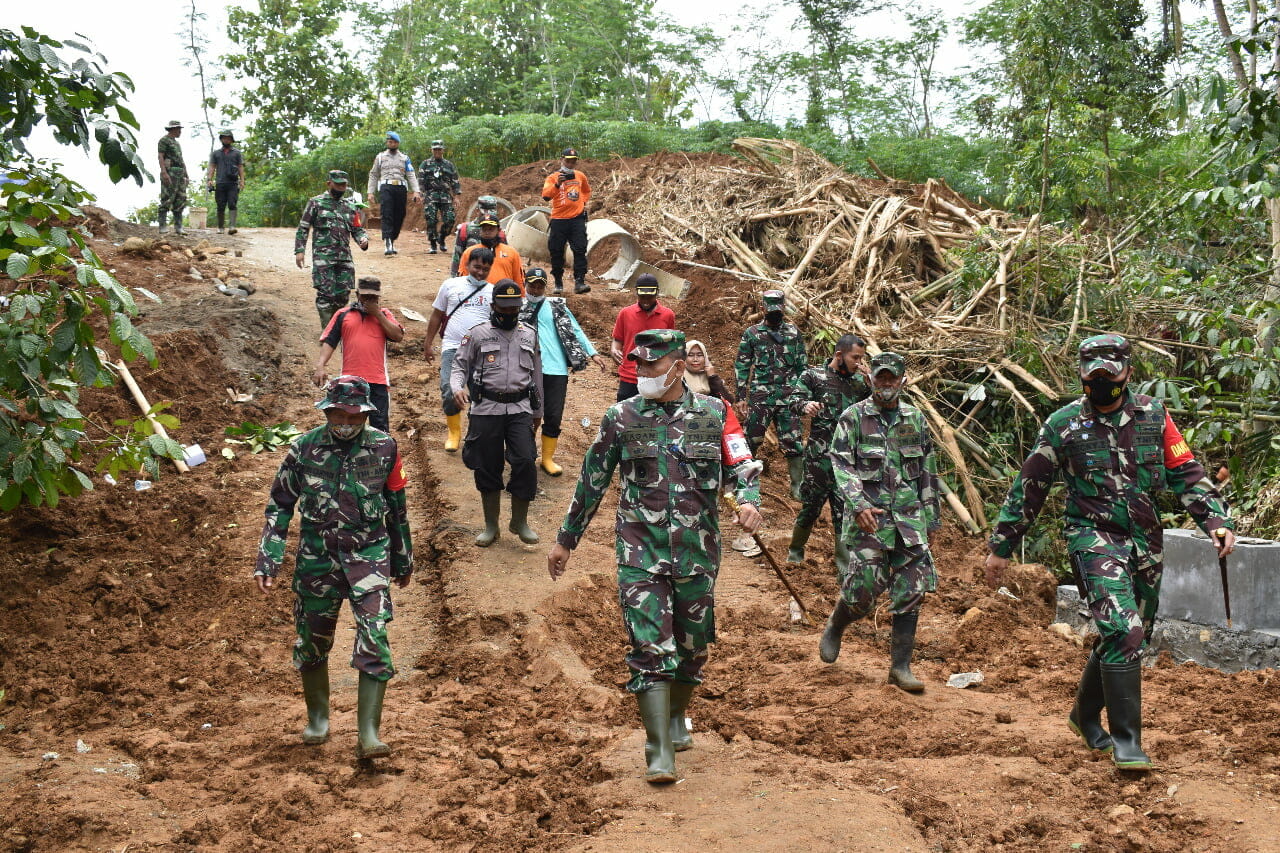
584, 219, 640, 283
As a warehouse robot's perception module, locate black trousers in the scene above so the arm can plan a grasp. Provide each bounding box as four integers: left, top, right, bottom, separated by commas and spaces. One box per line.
548, 215, 588, 282
540, 374, 569, 438
214, 181, 239, 225
617, 381, 638, 402
462, 411, 537, 500
368, 383, 390, 433
378, 185, 408, 241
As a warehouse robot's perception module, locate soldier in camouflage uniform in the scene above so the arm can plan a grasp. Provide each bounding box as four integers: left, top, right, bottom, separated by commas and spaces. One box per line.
785, 334, 871, 566
986, 334, 1235, 770
295, 169, 370, 329
548, 329, 763, 784
420, 140, 461, 255
734, 289, 808, 502
254, 375, 414, 760
156, 120, 188, 235
450, 195, 506, 276
823, 352, 939, 693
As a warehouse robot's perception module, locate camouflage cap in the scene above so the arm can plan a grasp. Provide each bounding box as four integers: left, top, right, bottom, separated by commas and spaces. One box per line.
763, 289, 785, 309
328, 169, 349, 184
870, 352, 906, 377
525, 267, 549, 285
1079, 333, 1130, 375
635, 273, 659, 296
316, 375, 376, 414
628, 329, 686, 362
431, 139, 445, 148
165, 120, 183, 129
477, 194, 499, 209
356, 276, 381, 295
493, 279, 524, 307
217, 128, 235, 140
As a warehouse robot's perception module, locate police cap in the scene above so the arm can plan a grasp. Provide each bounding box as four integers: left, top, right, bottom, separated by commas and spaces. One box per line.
492, 279, 524, 308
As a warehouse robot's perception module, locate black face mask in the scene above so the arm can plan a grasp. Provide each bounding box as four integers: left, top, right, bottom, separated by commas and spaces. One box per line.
329, 189, 345, 199
491, 310, 519, 330
765, 310, 784, 326
1083, 375, 1126, 407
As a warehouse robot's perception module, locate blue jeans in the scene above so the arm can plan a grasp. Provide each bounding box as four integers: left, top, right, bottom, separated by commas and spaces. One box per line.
440, 348, 461, 416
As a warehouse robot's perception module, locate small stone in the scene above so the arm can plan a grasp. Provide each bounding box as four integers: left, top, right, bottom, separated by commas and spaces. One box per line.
1166, 784, 1179, 797
188, 266, 203, 280
76, 739, 91, 753
1107, 804, 1135, 819
961, 607, 984, 625
121, 237, 151, 253
1047, 622, 1076, 642
42, 752, 59, 761
995, 711, 1013, 724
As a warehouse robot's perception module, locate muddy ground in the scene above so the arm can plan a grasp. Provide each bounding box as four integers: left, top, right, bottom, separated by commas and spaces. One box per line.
1, 172, 1278, 853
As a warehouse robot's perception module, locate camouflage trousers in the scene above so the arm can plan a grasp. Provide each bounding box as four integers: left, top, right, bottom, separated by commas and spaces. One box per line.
424, 195, 456, 243
744, 399, 803, 457
159, 170, 188, 214
1073, 549, 1161, 665
795, 453, 843, 530
618, 565, 716, 693
291, 551, 396, 681
312, 260, 356, 328
839, 531, 937, 619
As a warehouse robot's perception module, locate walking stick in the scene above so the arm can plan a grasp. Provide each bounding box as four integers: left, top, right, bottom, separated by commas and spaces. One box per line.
723, 493, 812, 625
1215, 527, 1232, 629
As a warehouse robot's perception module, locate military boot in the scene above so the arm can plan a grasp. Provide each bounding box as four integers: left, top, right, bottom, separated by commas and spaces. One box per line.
635, 683, 676, 783
227, 211, 238, 235
669, 681, 696, 752
444, 413, 462, 452
786, 523, 812, 564
389, 239, 397, 255
787, 456, 805, 501
476, 491, 501, 547
888, 611, 925, 693
1068, 649, 1113, 753
300, 663, 330, 745
173, 212, 185, 236
574, 278, 591, 294
384, 238, 393, 256
508, 497, 540, 544
553, 276, 564, 295
1100, 660, 1153, 770
158, 210, 168, 234
819, 599, 854, 663
428, 239, 438, 255
355, 672, 391, 759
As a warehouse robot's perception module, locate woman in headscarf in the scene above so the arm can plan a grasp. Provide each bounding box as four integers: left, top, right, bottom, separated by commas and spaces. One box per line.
684, 339, 734, 403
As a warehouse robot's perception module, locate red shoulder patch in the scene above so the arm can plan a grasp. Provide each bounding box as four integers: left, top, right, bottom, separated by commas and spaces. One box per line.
1163, 410, 1194, 468
386, 453, 408, 491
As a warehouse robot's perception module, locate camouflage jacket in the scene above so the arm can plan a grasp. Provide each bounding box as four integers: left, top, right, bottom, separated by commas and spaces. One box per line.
254, 425, 413, 580
989, 392, 1232, 569
556, 390, 761, 577
735, 321, 806, 404
788, 364, 871, 456
294, 192, 367, 263
830, 399, 940, 550
419, 157, 460, 198
158, 134, 186, 176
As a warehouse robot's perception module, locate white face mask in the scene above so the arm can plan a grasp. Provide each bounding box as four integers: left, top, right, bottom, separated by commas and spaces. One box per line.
527, 294, 545, 304
637, 363, 680, 399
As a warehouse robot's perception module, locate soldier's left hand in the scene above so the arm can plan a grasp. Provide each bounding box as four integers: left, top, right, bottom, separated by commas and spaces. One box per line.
983, 553, 1008, 589
547, 543, 572, 580
358, 240, 369, 251
1215, 529, 1236, 558
736, 501, 762, 534
803, 401, 821, 416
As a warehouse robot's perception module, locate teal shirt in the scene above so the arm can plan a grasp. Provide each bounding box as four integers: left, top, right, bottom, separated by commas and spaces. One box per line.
526, 299, 597, 376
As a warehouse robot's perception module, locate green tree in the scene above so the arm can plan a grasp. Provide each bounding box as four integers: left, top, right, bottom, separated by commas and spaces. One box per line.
0, 27, 183, 509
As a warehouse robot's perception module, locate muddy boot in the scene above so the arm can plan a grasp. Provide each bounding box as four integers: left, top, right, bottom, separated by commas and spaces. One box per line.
787, 456, 805, 501
227, 211, 238, 235
1068, 649, 1113, 753
540, 435, 563, 476
428, 239, 438, 254
669, 681, 696, 752
819, 599, 854, 663
730, 532, 754, 552
508, 496, 540, 544
1101, 660, 1153, 770
444, 413, 462, 452
635, 683, 676, 783
574, 278, 591, 294
389, 239, 397, 255
384, 238, 393, 256
173, 211, 185, 236
786, 523, 812, 564
355, 672, 391, 759
888, 611, 925, 693
300, 664, 330, 745
476, 491, 501, 547
158, 210, 168, 234
553, 276, 564, 295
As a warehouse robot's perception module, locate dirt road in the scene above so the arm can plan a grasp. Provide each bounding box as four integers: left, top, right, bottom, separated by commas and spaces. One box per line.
1, 215, 1278, 852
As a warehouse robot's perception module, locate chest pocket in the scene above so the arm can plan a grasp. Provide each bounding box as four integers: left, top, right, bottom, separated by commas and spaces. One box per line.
857, 443, 886, 479
1067, 437, 1109, 478
680, 439, 721, 490
478, 344, 502, 381
899, 445, 924, 480
518, 341, 536, 371
621, 443, 659, 485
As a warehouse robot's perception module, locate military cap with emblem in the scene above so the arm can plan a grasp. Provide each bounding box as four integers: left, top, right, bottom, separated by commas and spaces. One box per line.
762, 289, 785, 309
526, 267, 549, 284
870, 352, 906, 377
628, 329, 686, 362
478, 214, 500, 228
492, 279, 524, 307
634, 273, 659, 295
1079, 333, 1130, 375
327, 169, 349, 184
431, 139, 445, 148
316, 374, 376, 413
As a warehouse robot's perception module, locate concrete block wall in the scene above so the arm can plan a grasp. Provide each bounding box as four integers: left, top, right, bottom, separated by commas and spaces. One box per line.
1161, 529, 1279, 632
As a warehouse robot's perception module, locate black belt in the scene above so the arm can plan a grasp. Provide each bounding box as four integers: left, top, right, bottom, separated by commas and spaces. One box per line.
481, 388, 531, 404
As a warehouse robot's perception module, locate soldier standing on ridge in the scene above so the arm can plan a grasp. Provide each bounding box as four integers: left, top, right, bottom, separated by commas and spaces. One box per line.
986, 334, 1235, 771
206, 129, 245, 234
421, 140, 461, 255
368, 131, 420, 256
157, 120, 188, 236
295, 169, 370, 329
254, 375, 414, 760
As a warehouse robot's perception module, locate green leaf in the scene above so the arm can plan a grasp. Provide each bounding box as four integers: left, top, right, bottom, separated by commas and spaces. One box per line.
6, 253, 31, 279
0, 484, 21, 511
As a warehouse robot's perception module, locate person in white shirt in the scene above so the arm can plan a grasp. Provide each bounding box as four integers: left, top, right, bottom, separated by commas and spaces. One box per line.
422, 247, 495, 451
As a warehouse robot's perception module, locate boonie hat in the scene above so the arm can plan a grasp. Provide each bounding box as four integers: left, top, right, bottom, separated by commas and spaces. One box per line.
385, 131, 401, 142
526, 267, 549, 284
870, 352, 906, 377
316, 375, 376, 414
635, 274, 659, 296
561, 148, 579, 159
356, 276, 381, 295
165, 120, 183, 129
328, 169, 349, 184
431, 139, 445, 148
217, 128, 235, 140
492, 279, 524, 308
1079, 333, 1130, 375
762, 289, 785, 309
629, 329, 685, 362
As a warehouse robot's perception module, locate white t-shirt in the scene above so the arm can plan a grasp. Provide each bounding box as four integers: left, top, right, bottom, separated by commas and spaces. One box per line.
433, 276, 493, 350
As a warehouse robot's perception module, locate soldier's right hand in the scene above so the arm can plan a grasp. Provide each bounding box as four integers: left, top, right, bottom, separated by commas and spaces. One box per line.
854, 507, 884, 534
295, 252, 305, 269
983, 553, 1009, 589
547, 543, 571, 580
803, 401, 821, 416
255, 574, 274, 594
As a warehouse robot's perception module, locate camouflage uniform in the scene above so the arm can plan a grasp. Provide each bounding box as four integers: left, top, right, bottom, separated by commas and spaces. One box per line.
295, 173, 368, 328
157, 133, 188, 223
556, 334, 760, 692
789, 364, 871, 531
450, 197, 505, 276
420, 152, 461, 247
254, 388, 414, 680
734, 295, 807, 458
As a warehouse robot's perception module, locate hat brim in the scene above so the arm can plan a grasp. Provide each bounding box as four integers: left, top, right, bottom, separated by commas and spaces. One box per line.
356, 287, 380, 295
493, 296, 523, 308
635, 288, 659, 296
316, 401, 375, 414
1081, 358, 1127, 375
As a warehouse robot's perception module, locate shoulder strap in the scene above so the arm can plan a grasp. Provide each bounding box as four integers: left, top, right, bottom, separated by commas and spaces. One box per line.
446, 282, 486, 320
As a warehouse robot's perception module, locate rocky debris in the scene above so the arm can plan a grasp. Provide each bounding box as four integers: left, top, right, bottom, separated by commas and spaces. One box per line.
121, 236, 153, 254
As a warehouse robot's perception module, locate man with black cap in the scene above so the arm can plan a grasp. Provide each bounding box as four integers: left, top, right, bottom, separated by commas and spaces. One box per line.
313, 277, 405, 433
547, 328, 762, 784
986, 333, 1235, 770
457, 216, 525, 290
295, 170, 370, 328
823, 352, 940, 693
368, 131, 420, 256
541, 147, 592, 294
206, 129, 245, 234
611, 274, 675, 401
451, 195, 507, 276
254, 375, 414, 760
450, 279, 544, 547
157, 120, 188, 235
420, 140, 461, 254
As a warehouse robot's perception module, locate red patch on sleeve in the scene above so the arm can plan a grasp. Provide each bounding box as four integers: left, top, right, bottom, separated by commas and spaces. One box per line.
386, 453, 408, 491
353, 211, 362, 228
1163, 411, 1194, 468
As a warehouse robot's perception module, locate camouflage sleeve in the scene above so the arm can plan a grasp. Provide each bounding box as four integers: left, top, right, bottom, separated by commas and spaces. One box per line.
786, 368, 818, 415
922, 416, 941, 533
988, 421, 1061, 558
450, 235, 466, 276
449, 161, 460, 195
349, 205, 367, 246
255, 446, 304, 576
1160, 411, 1234, 534
830, 415, 872, 515
556, 407, 622, 550
294, 199, 316, 255
384, 452, 414, 577
788, 330, 807, 376
734, 331, 752, 393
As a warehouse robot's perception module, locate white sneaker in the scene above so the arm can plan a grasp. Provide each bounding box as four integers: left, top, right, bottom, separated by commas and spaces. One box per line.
730, 533, 754, 552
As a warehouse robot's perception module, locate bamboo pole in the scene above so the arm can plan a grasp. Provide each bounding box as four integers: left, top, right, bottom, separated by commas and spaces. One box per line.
115, 361, 189, 474
911, 391, 987, 527
938, 478, 982, 535
783, 211, 847, 289
998, 358, 1060, 399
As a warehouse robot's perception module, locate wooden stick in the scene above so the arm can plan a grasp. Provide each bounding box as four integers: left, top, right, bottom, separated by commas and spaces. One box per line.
910, 391, 987, 527
115, 360, 190, 474
938, 478, 981, 534
784, 212, 847, 289
667, 257, 784, 284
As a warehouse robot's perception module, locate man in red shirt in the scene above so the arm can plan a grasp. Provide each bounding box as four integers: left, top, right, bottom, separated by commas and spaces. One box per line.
313, 277, 405, 432
540, 147, 592, 295
611, 275, 676, 401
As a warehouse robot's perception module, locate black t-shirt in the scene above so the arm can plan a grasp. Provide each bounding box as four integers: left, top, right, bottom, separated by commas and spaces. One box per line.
210, 147, 243, 183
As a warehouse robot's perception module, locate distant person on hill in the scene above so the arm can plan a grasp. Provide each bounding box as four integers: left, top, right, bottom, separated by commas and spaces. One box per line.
423, 248, 496, 452
541, 147, 592, 294
611, 275, 675, 402
206, 129, 245, 234
367, 131, 420, 256
295, 169, 370, 329
451, 195, 507, 276
457, 216, 525, 291
156, 120, 188, 236
312, 277, 405, 433
420, 140, 461, 255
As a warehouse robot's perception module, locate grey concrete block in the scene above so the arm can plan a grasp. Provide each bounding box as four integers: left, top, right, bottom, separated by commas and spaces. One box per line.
1162, 529, 1280, 632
